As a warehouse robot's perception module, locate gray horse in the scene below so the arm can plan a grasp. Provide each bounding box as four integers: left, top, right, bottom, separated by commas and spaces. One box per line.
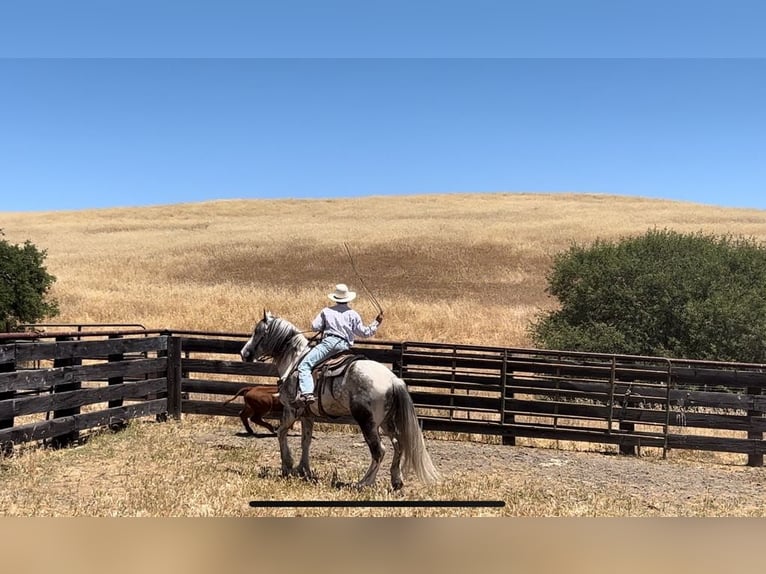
240, 311, 439, 490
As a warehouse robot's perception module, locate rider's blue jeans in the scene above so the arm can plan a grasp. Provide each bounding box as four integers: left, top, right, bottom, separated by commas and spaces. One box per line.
297, 335, 350, 396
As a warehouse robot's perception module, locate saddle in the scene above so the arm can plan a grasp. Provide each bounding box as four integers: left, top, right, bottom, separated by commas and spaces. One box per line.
312, 350, 365, 385
310, 351, 366, 417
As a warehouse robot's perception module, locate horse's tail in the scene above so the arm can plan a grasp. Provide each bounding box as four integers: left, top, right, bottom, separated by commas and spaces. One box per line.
390, 379, 440, 483
223, 386, 252, 405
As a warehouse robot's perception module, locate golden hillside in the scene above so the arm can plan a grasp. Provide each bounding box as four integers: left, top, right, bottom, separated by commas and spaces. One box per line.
2, 192, 765, 347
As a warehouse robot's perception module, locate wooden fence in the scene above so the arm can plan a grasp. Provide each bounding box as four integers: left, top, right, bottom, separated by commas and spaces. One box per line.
0, 331, 170, 450
2, 328, 765, 465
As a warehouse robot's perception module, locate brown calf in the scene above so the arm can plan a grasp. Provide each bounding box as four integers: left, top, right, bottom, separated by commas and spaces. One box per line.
224, 385, 283, 435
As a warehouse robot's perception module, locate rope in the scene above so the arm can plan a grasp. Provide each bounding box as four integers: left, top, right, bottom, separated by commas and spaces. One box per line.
343, 242, 383, 314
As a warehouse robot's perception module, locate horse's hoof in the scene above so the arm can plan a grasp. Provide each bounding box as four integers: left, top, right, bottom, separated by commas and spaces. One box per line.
297, 468, 318, 482
391, 480, 404, 491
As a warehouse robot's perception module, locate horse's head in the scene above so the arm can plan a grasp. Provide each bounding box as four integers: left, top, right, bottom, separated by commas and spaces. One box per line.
240, 309, 276, 362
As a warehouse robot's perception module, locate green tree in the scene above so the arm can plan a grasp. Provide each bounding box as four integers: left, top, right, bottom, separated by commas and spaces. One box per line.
529, 228, 766, 362
0, 231, 59, 331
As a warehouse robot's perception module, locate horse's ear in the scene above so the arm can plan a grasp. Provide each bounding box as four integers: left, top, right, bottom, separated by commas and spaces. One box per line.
262, 308, 267, 321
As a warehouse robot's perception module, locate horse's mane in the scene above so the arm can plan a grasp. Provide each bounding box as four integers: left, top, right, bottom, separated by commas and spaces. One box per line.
263, 317, 306, 358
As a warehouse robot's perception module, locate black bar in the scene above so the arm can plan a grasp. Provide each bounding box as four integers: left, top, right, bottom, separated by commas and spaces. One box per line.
249, 500, 505, 508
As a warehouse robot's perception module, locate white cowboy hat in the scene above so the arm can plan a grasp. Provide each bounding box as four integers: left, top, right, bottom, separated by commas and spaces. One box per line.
328, 283, 356, 303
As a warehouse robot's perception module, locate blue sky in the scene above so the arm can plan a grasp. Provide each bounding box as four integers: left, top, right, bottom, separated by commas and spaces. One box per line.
1, 2, 765, 212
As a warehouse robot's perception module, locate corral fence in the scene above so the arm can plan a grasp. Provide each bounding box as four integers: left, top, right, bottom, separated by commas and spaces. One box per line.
1, 327, 765, 466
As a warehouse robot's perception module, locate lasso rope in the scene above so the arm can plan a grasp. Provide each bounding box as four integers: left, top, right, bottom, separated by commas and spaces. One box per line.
343, 242, 384, 314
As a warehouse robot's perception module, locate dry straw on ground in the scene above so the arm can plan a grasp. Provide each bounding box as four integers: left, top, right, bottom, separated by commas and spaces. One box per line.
2, 192, 766, 516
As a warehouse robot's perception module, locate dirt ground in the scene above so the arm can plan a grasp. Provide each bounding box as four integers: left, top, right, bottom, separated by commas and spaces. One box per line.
4, 417, 765, 517
197, 424, 766, 516
423, 437, 766, 514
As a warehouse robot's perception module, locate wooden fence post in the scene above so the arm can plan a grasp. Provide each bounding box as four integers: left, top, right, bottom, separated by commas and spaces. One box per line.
165, 336, 182, 420
0, 355, 15, 456
747, 385, 764, 467
107, 333, 124, 409
51, 336, 82, 449
106, 334, 127, 431
154, 333, 169, 422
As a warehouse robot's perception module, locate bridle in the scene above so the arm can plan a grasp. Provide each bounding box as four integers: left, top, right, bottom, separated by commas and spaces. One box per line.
245, 320, 271, 362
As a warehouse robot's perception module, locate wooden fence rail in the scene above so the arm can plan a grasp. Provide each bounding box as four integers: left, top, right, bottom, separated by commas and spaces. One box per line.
0, 335, 169, 449
1, 329, 765, 466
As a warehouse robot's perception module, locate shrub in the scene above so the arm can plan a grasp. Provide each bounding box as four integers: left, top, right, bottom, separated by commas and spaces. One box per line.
0, 231, 59, 331
529, 228, 766, 362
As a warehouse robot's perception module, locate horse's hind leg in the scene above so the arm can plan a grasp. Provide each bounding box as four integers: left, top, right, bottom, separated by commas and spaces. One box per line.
352, 405, 385, 487
386, 432, 404, 490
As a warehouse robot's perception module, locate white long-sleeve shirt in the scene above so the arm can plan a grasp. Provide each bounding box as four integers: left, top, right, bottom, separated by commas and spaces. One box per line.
311, 303, 379, 344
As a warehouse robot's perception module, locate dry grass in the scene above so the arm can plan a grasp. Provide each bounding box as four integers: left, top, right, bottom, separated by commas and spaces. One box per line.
3, 192, 765, 347
2, 417, 765, 517
3, 191, 766, 516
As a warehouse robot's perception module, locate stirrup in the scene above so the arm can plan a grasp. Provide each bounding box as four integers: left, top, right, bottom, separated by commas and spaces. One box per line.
294, 392, 316, 406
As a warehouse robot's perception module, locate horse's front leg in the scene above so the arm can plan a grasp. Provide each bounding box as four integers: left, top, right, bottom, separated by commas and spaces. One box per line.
296, 416, 315, 480
277, 410, 296, 476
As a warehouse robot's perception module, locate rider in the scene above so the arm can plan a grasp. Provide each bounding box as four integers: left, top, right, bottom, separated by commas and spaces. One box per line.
295, 283, 384, 405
